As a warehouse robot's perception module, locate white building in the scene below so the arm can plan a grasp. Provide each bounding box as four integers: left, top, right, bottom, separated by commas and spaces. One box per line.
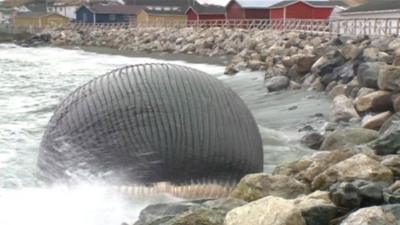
340, 0, 400, 19
337, 0, 400, 36
47, 2, 80, 20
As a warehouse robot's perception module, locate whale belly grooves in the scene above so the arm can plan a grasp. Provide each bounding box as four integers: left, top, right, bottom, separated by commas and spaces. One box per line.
37, 63, 263, 186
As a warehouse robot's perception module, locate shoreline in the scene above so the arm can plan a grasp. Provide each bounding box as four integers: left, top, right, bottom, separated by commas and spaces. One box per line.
12, 27, 400, 224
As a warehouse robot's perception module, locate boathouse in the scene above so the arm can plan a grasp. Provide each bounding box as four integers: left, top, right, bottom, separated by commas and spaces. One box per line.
225, 0, 270, 20
75, 4, 142, 24
137, 7, 187, 27
14, 12, 69, 28
186, 3, 226, 22
269, 0, 347, 20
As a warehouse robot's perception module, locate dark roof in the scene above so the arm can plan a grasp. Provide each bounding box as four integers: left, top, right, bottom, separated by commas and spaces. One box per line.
142, 7, 186, 15
25, 2, 47, 12
343, 0, 400, 13
15, 12, 66, 18
190, 3, 225, 15
130, 0, 191, 7
270, 0, 348, 8
85, 4, 143, 15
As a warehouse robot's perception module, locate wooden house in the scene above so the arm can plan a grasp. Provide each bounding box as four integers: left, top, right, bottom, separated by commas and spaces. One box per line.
75, 4, 142, 24
14, 12, 69, 28
340, 0, 400, 19
137, 7, 186, 27
269, 0, 347, 20
186, 3, 226, 22
225, 0, 270, 20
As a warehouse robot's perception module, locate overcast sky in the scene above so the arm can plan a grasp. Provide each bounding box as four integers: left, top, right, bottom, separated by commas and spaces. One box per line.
198, 0, 331, 6
0, 0, 331, 6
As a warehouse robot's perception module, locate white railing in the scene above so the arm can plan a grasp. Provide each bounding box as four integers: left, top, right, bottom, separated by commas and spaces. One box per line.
6, 18, 400, 37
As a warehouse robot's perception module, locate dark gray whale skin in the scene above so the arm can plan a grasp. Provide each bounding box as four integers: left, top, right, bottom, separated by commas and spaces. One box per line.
38, 64, 263, 185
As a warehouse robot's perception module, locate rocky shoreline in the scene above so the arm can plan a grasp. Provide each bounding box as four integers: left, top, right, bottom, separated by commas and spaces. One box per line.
21, 27, 400, 224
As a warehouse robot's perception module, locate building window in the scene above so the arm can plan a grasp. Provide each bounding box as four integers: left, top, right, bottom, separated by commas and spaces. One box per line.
109, 14, 116, 21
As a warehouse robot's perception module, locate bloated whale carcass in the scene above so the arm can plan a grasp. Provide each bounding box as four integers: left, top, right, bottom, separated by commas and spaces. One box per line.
38, 63, 263, 185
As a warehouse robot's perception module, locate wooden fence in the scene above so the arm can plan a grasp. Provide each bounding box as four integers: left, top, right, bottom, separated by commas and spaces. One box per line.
4, 18, 400, 37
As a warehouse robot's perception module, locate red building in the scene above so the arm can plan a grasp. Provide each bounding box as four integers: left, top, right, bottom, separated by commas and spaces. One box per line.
270, 0, 347, 20
225, 0, 270, 20
186, 3, 226, 22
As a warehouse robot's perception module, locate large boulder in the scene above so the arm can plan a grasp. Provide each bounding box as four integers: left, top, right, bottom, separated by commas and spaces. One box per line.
134, 202, 199, 225
357, 62, 385, 89
224, 196, 306, 225
229, 173, 309, 202
135, 198, 246, 225
382, 155, 400, 178
340, 205, 399, 225
362, 111, 393, 130
329, 84, 347, 99
354, 90, 392, 112
378, 65, 400, 92
312, 153, 394, 190
362, 47, 391, 62
357, 87, 375, 98
273, 149, 358, 185
330, 95, 360, 122
300, 133, 324, 150
340, 44, 361, 60
265, 75, 290, 92
320, 128, 379, 150
330, 180, 387, 209
334, 62, 355, 84
295, 55, 318, 75
370, 112, 400, 155
294, 191, 339, 225
383, 181, 400, 204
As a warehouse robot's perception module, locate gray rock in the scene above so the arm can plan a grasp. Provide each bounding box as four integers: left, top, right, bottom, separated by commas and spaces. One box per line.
370, 112, 400, 155
382, 155, 400, 178
382, 204, 400, 220
340, 44, 361, 60
134, 202, 199, 225
296, 55, 318, 75
378, 65, 400, 92
230, 173, 309, 202
319, 57, 346, 85
329, 84, 347, 99
295, 191, 339, 225
203, 198, 247, 212
330, 95, 360, 122
357, 62, 385, 89
265, 75, 290, 92
334, 62, 355, 84
353, 180, 386, 206
383, 181, 400, 204
320, 128, 379, 150
340, 205, 399, 225
325, 81, 338, 93
329, 182, 361, 209
301, 133, 324, 150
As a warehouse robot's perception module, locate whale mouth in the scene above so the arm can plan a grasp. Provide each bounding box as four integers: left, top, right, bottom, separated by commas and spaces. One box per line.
113, 181, 236, 199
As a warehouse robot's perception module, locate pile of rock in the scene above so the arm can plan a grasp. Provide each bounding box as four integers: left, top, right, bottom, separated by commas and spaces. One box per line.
131, 142, 400, 225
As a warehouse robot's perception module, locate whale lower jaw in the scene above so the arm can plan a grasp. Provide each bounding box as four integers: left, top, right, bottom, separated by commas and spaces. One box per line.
113, 181, 235, 199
